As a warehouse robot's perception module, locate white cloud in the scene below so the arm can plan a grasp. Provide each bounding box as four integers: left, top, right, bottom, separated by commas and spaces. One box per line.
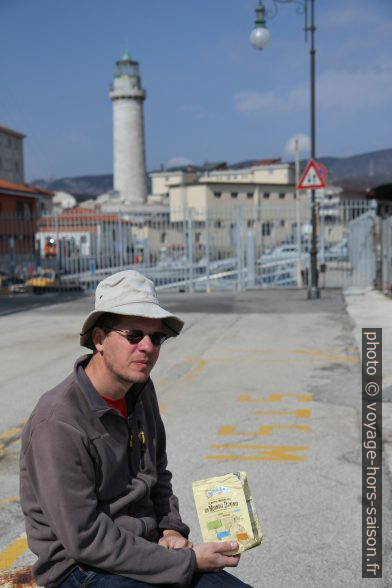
322, 6, 374, 27
233, 90, 292, 114
284, 134, 311, 159
234, 64, 392, 116
166, 156, 193, 168
316, 66, 392, 112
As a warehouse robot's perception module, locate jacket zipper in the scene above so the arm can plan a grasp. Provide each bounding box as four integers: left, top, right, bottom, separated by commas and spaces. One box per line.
137, 420, 146, 470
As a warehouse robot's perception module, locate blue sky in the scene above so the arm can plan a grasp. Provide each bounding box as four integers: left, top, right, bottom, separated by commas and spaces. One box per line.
1, 0, 391, 181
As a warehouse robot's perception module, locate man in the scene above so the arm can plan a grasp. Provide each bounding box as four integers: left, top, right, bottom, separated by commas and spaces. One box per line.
20, 270, 253, 588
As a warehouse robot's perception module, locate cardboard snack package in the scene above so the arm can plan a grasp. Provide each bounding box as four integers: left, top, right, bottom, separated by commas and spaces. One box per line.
192, 471, 263, 555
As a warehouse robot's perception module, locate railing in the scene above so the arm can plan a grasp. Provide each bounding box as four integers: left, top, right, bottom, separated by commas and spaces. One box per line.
0, 200, 380, 293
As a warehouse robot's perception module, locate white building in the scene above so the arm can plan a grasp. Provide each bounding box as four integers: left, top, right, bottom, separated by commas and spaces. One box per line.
109, 52, 147, 205
0, 125, 25, 184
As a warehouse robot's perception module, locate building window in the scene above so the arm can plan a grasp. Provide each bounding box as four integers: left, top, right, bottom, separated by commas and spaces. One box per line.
263, 193, 270, 199
25, 202, 33, 219
247, 192, 253, 199
279, 193, 285, 199
195, 232, 201, 243
231, 192, 238, 199
262, 222, 272, 236
214, 220, 221, 228
160, 232, 166, 244
280, 219, 285, 227
214, 192, 221, 198
16, 201, 24, 218
15, 161, 19, 171
247, 219, 254, 228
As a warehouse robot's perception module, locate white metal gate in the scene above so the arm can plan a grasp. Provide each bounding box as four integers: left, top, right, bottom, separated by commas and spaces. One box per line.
0, 200, 379, 292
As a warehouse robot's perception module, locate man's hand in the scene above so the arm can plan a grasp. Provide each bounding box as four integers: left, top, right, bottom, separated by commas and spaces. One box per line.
158, 529, 193, 549
193, 542, 241, 572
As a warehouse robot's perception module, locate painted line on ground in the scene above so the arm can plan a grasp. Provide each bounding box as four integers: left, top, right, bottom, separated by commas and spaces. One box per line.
0, 423, 25, 460
206, 444, 308, 462
205, 350, 359, 364
218, 424, 311, 436
255, 408, 312, 418
159, 359, 208, 414
183, 359, 208, 382
238, 393, 313, 403
0, 535, 28, 571
0, 497, 20, 505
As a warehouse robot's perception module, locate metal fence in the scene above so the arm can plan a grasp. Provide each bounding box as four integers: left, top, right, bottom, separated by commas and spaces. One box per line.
381, 216, 392, 295
0, 199, 381, 293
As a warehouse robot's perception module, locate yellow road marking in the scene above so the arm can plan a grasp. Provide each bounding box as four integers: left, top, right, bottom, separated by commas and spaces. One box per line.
206, 455, 307, 462
208, 348, 359, 364
255, 408, 312, 418
157, 359, 208, 413
0, 497, 20, 505
218, 424, 310, 436
0, 426, 25, 442
238, 393, 313, 403
183, 359, 208, 382
0, 423, 25, 460
0, 535, 28, 570
206, 444, 308, 462
292, 348, 359, 362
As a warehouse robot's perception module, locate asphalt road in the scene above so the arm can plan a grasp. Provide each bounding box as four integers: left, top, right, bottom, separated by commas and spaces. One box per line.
0, 289, 390, 587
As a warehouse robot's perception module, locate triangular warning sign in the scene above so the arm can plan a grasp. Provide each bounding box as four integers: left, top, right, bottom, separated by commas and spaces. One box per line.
297, 159, 327, 190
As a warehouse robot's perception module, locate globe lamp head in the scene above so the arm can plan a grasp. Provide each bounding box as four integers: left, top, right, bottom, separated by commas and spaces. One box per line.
250, 26, 270, 50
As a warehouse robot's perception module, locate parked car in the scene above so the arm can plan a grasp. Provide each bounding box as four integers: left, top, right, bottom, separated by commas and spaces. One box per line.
25, 269, 82, 294
0, 274, 26, 295
257, 244, 306, 264
324, 238, 348, 261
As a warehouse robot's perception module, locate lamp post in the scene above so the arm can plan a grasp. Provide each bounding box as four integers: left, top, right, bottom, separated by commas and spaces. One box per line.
250, 0, 319, 299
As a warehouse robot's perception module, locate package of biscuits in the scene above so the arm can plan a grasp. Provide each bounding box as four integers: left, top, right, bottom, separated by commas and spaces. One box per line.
192, 471, 263, 555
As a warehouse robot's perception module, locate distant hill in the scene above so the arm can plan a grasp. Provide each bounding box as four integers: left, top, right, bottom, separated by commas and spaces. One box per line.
316, 149, 392, 190
30, 174, 114, 201
30, 148, 392, 196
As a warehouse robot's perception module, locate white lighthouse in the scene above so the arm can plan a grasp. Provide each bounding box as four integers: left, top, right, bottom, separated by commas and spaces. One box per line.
109, 52, 147, 205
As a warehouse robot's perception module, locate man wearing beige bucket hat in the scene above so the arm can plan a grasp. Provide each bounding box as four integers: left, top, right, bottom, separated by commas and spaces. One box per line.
20, 271, 252, 588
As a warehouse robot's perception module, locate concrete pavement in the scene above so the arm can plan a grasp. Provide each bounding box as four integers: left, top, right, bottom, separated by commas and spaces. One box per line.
0, 287, 391, 587
344, 287, 392, 475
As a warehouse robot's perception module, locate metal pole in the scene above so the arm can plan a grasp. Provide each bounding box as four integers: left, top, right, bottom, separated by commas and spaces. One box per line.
236, 206, 244, 290
247, 228, 256, 288
205, 208, 211, 293
295, 138, 302, 286
187, 207, 194, 292
308, 0, 319, 298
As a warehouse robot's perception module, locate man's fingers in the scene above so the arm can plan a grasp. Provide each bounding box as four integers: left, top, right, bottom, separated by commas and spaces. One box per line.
222, 554, 241, 567
215, 541, 239, 553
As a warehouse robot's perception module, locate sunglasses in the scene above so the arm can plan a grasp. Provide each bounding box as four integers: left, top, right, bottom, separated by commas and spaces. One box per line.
103, 327, 169, 347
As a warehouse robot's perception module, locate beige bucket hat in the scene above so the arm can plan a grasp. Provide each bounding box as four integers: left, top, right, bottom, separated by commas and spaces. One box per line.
80, 270, 184, 349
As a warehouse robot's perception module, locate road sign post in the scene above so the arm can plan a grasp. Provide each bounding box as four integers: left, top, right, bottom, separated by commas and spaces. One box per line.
297, 159, 328, 299
297, 159, 327, 191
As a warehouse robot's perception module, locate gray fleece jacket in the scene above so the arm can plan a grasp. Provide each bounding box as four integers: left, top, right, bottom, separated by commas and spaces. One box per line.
20, 355, 196, 587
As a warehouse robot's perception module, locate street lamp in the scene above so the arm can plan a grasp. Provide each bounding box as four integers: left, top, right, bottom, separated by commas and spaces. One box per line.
250, 0, 319, 299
